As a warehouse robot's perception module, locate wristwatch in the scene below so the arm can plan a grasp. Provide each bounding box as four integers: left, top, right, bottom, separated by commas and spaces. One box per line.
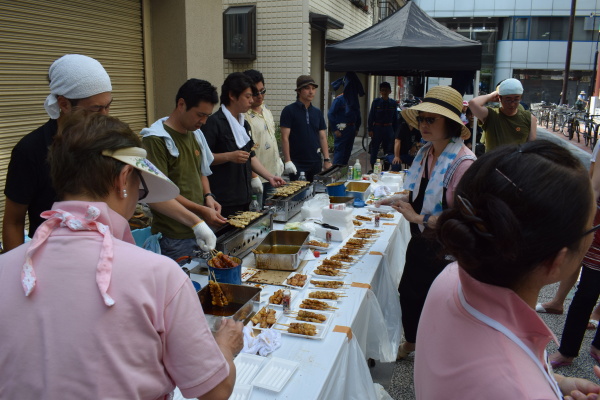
323, 158, 331, 162
423, 214, 431, 228
204, 193, 216, 200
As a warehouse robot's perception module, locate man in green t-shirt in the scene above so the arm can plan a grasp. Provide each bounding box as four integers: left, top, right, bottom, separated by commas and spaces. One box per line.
469, 78, 537, 152
141, 79, 227, 261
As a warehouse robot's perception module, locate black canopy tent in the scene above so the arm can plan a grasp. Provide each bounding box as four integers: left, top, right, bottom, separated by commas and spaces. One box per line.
325, 2, 482, 91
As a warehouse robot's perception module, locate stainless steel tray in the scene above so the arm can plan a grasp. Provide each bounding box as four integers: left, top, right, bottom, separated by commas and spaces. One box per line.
198, 283, 261, 331
216, 211, 273, 259
253, 230, 310, 270
265, 184, 314, 222
314, 164, 349, 193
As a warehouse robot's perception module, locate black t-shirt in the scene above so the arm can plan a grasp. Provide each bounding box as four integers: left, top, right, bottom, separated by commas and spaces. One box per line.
4, 119, 58, 237
203, 108, 255, 208
396, 117, 422, 156
280, 101, 326, 169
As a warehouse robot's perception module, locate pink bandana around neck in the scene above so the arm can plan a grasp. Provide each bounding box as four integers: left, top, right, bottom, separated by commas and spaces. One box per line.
21, 205, 116, 307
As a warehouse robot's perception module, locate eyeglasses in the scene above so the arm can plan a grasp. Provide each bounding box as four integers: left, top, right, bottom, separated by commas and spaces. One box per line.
253, 89, 267, 97
500, 97, 521, 104
582, 224, 600, 237
135, 170, 149, 201
416, 116, 444, 125
75, 99, 113, 113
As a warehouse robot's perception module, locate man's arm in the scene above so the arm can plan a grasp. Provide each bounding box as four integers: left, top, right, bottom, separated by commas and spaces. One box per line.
250, 157, 285, 187
367, 100, 375, 133
201, 175, 222, 214
319, 129, 332, 169
147, 199, 203, 227
281, 127, 291, 162
469, 91, 499, 123
528, 114, 537, 141
2, 198, 28, 252
173, 194, 226, 227
393, 138, 401, 164
212, 151, 250, 166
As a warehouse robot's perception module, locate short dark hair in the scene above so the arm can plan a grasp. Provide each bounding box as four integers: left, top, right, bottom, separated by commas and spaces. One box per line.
444, 117, 463, 138
436, 140, 593, 290
243, 69, 264, 85
380, 82, 391, 90
175, 79, 218, 110
49, 111, 142, 200
220, 72, 256, 105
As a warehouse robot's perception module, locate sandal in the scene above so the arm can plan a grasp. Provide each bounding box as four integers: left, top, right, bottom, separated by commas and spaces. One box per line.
549, 352, 574, 369
588, 319, 599, 330
535, 303, 563, 315
396, 342, 415, 360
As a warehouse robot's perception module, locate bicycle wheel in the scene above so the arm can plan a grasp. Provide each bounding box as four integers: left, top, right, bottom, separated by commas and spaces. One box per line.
544, 111, 550, 129
584, 122, 590, 147
563, 116, 572, 138
574, 120, 581, 143
552, 113, 559, 131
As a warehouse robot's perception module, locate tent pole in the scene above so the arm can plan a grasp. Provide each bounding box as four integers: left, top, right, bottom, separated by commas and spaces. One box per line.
472, 70, 481, 151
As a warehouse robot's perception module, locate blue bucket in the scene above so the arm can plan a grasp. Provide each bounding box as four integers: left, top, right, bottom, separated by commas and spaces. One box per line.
208, 255, 242, 285
326, 182, 346, 196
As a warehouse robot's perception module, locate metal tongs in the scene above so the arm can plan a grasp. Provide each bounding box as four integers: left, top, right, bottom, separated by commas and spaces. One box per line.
312, 220, 340, 230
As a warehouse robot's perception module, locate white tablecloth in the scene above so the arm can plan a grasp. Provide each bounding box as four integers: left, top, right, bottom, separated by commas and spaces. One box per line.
177, 207, 410, 399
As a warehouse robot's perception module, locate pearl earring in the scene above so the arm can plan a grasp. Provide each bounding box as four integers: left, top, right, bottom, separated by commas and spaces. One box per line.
123, 189, 128, 198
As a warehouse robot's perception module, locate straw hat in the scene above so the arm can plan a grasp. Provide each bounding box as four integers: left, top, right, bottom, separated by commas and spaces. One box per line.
401, 86, 471, 140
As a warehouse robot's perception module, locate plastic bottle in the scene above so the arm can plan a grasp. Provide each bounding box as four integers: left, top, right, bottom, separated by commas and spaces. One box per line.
353, 159, 362, 180
298, 171, 306, 181
249, 195, 260, 212
347, 166, 353, 181
374, 159, 381, 174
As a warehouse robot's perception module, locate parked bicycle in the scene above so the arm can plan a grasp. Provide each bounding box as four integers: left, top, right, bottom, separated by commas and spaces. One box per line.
582, 114, 600, 149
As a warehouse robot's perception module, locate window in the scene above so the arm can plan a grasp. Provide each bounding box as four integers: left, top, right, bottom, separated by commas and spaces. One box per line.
223, 6, 256, 60
513, 17, 530, 40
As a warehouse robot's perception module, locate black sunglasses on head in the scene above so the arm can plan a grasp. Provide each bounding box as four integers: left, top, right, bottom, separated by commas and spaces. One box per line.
135, 170, 149, 201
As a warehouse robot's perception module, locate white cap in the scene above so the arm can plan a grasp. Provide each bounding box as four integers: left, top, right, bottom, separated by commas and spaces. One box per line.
498, 79, 523, 96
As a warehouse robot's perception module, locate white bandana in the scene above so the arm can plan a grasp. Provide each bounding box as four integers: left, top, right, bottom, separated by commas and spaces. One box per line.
221, 104, 251, 149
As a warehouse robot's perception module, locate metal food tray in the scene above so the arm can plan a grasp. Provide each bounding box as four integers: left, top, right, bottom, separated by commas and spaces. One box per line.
314, 164, 349, 193
265, 183, 315, 222
215, 210, 273, 259
254, 230, 310, 271
198, 283, 261, 331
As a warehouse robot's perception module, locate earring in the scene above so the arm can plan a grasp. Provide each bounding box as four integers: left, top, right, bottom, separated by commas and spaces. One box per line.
123, 189, 128, 198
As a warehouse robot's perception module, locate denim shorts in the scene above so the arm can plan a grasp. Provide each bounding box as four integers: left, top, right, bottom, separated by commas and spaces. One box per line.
159, 236, 199, 262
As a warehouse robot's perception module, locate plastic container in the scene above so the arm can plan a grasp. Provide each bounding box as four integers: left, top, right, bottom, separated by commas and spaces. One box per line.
208, 255, 242, 284
353, 159, 362, 180
326, 181, 346, 196
249, 195, 260, 212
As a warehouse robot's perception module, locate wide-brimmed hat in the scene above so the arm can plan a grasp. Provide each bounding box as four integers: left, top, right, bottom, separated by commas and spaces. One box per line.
296, 75, 318, 91
581, 91, 586, 95
102, 147, 179, 203
401, 86, 471, 140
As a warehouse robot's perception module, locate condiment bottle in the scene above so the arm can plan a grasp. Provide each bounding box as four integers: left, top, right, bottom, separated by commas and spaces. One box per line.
375, 214, 380, 228
282, 289, 291, 314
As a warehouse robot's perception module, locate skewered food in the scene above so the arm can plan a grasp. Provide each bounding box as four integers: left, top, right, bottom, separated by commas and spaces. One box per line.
321, 258, 344, 267
287, 273, 307, 287
309, 291, 341, 300
251, 307, 277, 328
378, 213, 394, 218
269, 289, 285, 305
314, 268, 342, 276
356, 229, 381, 235
310, 280, 345, 289
227, 211, 263, 229
352, 220, 363, 226
209, 252, 239, 269
300, 299, 335, 310
353, 232, 375, 239
355, 215, 372, 221
271, 180, 311, 198
337, 248, 362, 256
330, 254, 355, 263
307, 240, 329, 248
209, 280, 228, 306
347, 238, 369, 246
296, 310, 327, 323
287, 322, 317, 336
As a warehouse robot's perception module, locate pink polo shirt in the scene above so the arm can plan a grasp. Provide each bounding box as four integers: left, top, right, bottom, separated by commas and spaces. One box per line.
0, 201, 228, 400
414, 263, 559, 400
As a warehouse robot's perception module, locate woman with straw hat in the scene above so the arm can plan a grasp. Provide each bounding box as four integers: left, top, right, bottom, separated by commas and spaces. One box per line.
0, 111, 242, 399
377, 86, 475, 359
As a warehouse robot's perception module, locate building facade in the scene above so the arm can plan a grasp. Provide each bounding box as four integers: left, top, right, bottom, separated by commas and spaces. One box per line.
412, 0, 600, 105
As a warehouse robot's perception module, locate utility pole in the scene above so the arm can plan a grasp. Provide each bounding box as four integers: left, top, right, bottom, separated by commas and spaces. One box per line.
561, 0, 577, 105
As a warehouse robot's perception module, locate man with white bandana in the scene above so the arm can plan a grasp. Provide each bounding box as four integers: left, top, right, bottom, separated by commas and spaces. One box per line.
202, 72, 285, 218
141, 79, 223, 261
3, 54, 113, 251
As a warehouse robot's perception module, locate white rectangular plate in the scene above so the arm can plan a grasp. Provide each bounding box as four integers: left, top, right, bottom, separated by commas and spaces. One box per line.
286, 308, 334, 325
283, 272, 310, 289
234, 354, 266, 386
311, 267, 349, 280
248, 306, 282, 330
230, 384, 253, 400
307, 279, 348, 290
295, 296, 337, 312
275, 316, 329, 340
252, 357, 300, 392
266, 288, 296, 307
306, 289, 346, 302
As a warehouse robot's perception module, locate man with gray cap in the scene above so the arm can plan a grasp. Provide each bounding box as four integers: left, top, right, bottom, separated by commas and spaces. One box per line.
280, 75, 331, 182
469, 78, 537, 152
3, 54, 113, 251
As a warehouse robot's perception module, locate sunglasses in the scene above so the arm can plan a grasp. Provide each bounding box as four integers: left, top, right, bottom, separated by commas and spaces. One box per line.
253, 89, 267, 97
135, 170, 149, 201
416, 116, 444, 125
